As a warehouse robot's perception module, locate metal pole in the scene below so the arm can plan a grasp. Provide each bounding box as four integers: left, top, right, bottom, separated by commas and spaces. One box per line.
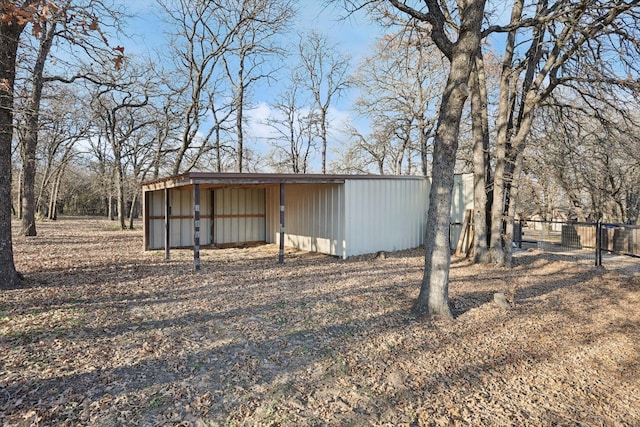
164, 188, 170, 261
598, 222, 603, 266
142, 190, 148, 251
194, 183, 201, 271
279, 182, 285, 264
595, 220, 601, 267
518, 219, 523, 249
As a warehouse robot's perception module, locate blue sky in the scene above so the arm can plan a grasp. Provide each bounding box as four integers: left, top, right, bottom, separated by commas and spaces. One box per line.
118, 1, 378, 58
116, 0, 379, 95
112, 0, 381, 170
107, 1, 519, 172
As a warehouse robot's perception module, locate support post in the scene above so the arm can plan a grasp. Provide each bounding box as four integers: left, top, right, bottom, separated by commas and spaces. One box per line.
194, 183, 201, 271
279, 182, 285, 264
142, 189, 148, 251
164, 187, 170, 261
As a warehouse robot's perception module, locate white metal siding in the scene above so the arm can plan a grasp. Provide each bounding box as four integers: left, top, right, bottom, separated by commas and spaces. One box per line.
265, 186, 278, 243
344, 179, 430, 257
450, 173, 474, 223
213, 188, 266, 244
266, 183, 345, 256
449, 173, 474, 247
145, 174, 473, 256
199, 189, 211, 246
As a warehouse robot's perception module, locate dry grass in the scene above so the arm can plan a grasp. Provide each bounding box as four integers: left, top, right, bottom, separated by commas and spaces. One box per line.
1, 217, 639, 426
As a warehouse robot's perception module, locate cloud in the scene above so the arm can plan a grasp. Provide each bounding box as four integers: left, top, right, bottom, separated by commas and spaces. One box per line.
245, 102, 277, 142
243, 102, 356, 170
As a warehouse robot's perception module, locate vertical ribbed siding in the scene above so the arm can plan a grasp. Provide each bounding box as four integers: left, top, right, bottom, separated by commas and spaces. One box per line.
266, 183, 345, 256
145, 174, 472, 255
213, 188, 266, 244
344, 178, 429, 257
449, 174, 474, 247
146, 188, 211, 249
148, 190, 165, 249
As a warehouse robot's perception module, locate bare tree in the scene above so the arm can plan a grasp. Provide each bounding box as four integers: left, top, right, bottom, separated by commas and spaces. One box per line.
0, 1, 38, 289
87, 59, 154, 229
17, 7, 58, 236
297, 30, 351, 174
157, 0, 239, 175
469, 53, 492, 263
14, 0, 124, 237
147, 87, 182, 179
344, 0, 486, 318
329, 132, 380, 174
484, 0, 640, 266
343, 125, 392, 174
224, 0, 296, 172
264, 71, 316, 173
35, 86, 89, 220
521, 100, 640, 224
351, 28, 443, 175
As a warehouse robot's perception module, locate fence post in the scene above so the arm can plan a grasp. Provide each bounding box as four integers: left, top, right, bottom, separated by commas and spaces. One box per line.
518, 219, 523, 249
595, 221, 601, 267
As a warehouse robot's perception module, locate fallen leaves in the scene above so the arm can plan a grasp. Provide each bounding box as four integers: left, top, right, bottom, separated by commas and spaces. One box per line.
1, 217, 639, 426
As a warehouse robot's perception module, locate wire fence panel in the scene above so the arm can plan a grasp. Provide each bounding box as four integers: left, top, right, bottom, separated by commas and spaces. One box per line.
515, 220, 640, 266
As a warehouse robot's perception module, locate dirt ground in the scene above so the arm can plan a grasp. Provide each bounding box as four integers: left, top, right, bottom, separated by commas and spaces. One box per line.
1, 217, 639, 426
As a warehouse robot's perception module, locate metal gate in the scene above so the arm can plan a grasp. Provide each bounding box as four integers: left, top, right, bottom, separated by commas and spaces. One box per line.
515, 220, 640, 266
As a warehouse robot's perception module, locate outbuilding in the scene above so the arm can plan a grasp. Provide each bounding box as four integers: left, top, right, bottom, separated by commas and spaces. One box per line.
141, 173, 473, 268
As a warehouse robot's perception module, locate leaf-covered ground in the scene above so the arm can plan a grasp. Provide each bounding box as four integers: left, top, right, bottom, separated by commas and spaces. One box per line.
2, 217, 639, 426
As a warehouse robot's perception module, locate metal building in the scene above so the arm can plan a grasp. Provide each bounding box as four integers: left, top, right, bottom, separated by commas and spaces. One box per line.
141, 173, 473, 266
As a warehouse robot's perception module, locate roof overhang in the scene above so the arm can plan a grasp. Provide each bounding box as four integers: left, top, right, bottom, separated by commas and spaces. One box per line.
141, 172, 427, 192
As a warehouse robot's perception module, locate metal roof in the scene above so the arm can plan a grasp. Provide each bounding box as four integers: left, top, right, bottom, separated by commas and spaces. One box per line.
141, 172, 427, 191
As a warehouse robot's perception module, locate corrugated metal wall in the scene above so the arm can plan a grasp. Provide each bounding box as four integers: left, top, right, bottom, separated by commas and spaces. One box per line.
344, 179, 430, 257
147, 190, 165, 249
449, 173, 475, 247
146, 188, 211, 249
213, 188, 266, 244
266, 183, 345, 257
145, 174, 473, 256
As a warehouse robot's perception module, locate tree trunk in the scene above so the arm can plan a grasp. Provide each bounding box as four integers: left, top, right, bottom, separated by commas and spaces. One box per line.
503, 152, 525, 266
48, 180, 57, 220
626, 191, 639, 225
236, 56, 245, 173
489, 0, 523, 266
215, 126, 222, 173
0, 15, 27, 290
413, 0, 486, 319
108, 193, 115, 220
320, 108, 327, 174
115, 159, 126, 230
418, 114, 432, 177
20, 20, 56, 236
128, 190, 138, 230
470, 53, 491, 264
20, 132, 37, 235
17, 166, 23, 219
108, 165, 116, 220
48, 165, 65, 221
36, 159, 51, 217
